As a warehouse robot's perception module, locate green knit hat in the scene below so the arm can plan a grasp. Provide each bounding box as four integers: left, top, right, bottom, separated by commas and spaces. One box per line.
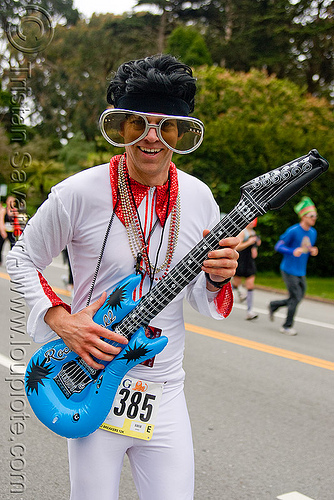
294, 196, 317, 217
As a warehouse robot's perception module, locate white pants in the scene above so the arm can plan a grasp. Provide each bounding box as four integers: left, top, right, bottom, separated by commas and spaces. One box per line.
68, 387, 194, 500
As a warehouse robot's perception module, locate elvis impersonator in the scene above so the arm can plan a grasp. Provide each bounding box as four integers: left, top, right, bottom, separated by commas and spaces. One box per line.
7, 54, 240, 500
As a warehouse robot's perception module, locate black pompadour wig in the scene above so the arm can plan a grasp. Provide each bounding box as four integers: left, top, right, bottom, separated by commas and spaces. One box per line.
107, 54, 197, 114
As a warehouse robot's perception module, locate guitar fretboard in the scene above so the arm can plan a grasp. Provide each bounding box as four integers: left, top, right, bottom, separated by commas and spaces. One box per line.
116, 200, 263, 339
105, 151, 326, 341
77, 149, 328, 375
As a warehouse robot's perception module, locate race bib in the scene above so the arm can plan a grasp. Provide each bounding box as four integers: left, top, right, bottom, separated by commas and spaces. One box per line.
100, 376, 164, 441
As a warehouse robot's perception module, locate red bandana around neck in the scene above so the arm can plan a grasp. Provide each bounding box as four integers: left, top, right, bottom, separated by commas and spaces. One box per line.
109, 155, 179, 226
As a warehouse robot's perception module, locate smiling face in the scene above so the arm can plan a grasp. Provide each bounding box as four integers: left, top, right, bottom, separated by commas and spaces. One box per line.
124, 115, 175, 186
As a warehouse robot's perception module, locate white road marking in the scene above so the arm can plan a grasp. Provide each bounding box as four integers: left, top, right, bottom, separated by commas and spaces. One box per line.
233, 302, 334, 330
277, 492, 315, 500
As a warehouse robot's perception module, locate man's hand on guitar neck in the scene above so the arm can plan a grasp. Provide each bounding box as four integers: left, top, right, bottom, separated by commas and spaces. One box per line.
201, 232, 240, 291
44, 292, 128, 370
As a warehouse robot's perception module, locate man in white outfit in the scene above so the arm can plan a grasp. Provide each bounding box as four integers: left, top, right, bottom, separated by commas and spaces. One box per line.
7, 54, 239, 499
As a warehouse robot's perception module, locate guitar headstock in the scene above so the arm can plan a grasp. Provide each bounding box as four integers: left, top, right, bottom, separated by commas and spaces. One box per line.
237, 149, 329, 221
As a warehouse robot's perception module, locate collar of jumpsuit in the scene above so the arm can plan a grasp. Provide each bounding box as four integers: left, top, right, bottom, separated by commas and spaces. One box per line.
109, 154, 179, 227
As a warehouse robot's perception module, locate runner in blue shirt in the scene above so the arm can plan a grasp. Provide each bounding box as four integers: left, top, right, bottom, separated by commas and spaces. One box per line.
268, 196, 318, 335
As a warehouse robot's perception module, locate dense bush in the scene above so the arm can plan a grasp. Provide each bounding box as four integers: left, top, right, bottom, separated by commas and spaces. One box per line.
176, 67, 334, 276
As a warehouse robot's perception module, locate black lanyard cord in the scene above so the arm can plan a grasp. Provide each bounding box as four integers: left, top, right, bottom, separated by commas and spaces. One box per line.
86, 196, 119, 307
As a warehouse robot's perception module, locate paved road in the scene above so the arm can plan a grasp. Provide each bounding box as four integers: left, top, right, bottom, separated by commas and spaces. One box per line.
0, 248, 333, 500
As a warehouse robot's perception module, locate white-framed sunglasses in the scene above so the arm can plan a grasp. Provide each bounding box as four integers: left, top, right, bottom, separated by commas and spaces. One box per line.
99, 109, 204, 154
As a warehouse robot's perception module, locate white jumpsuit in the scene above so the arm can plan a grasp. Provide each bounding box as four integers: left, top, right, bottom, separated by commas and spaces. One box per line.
7, 158, 232, 500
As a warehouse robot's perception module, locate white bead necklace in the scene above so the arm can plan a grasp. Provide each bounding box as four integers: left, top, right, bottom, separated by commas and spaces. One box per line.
117, 155, 180, 280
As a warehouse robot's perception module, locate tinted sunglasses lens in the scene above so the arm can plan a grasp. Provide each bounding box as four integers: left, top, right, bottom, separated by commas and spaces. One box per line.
101, 111, 204, 152
102, 112, 146, 146
161, 119, 203, 152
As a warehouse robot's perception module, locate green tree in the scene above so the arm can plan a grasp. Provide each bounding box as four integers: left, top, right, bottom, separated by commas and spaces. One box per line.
175, 0, 294, 72
0, 124, 11, 184
176, 66, 334, 276
58, 132, 96, 173
25, 13, 162, 143
166, 26, 212, 66
288, 0, 334, 100
0, 0, 80, 29
176, 0, 334, 98
136, 0, 186, 51
0, 80, 12, 136
5, 134, 67, 213
24, 158, 67, 212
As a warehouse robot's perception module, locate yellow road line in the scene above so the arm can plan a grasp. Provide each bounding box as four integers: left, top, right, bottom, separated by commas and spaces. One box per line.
1, 271, 72, 297
50, 286, 72, 297
185, 323, 334, 371
1, 271, 333, 371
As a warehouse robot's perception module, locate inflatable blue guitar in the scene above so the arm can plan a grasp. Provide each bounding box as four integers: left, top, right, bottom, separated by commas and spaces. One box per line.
25, 150, 328, 438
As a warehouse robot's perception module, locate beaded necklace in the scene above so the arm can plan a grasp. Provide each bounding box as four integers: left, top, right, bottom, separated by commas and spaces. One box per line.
117, 154, 180, 282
